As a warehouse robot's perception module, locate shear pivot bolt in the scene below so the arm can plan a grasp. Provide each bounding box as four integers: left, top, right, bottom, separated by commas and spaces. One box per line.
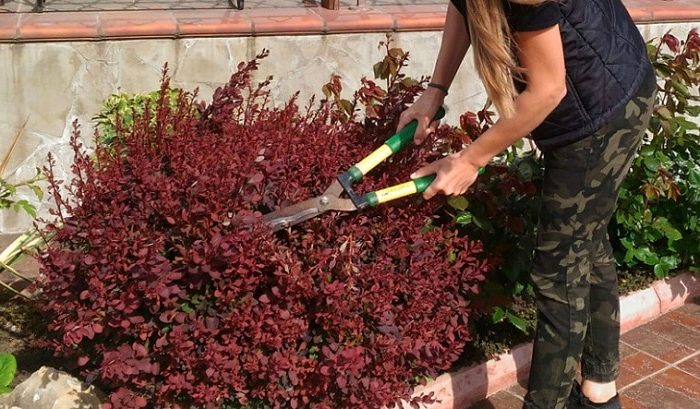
320, 197, 330, 206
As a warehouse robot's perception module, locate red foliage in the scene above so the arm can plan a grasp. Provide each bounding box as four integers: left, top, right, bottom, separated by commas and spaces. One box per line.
37, 52, 492, 408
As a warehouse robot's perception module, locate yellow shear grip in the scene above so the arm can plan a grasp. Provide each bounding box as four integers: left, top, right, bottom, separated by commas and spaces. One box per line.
354, 145, 393, 177
371, 180, 419, 205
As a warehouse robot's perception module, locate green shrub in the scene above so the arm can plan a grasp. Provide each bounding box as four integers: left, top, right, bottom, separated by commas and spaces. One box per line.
92, 72, 188, 151
0, 352, 17, 394
611, 30, 700, 278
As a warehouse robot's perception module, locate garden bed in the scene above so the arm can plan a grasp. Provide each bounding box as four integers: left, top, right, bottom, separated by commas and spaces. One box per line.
0, 27, 698, 409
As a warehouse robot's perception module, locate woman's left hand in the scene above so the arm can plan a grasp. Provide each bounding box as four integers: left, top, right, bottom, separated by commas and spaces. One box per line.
411, 151, 481, 200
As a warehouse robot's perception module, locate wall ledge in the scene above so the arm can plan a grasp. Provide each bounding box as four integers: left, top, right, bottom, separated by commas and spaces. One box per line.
0, 0, 698, 43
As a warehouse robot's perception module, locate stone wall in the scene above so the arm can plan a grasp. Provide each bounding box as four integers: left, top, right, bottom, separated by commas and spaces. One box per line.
0, 21, 697, 233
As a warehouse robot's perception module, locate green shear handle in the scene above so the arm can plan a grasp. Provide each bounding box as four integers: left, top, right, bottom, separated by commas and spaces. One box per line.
346, 107, 446, 183
338, 107, 484, 209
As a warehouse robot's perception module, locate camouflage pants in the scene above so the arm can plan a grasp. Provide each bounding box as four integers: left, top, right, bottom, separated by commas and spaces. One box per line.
523, 72, 656, 409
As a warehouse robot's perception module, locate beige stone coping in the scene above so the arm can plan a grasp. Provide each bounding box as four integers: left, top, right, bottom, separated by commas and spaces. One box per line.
0, 0, 698, 43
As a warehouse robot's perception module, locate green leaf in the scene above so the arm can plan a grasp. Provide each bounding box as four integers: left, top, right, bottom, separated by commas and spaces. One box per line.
654, 263, 670, 279
643, 156, 659, 172
513, 281, 526, 296
675, 117, 698, 130
0, 353, 17, 389
13, 200, 36, 218
455, 212, 473, 225
339, 99, 353, 117
29, 184, 43, 201
686, 105, 700, 117
688, 169, 700, 186
447, 196, 469, 211
447, 250, 457, 263
506, 311, 529, 333
671, 80, 690, 97
181, 303, 194, 314
634, 247, 660, 265
516, 160, 534, 180
492, 307, 506, 323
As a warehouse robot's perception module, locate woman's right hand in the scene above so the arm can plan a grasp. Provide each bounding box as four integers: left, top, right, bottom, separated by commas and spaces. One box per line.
396, 87, 447, 145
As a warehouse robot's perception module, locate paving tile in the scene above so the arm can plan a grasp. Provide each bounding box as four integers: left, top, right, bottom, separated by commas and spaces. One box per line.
619, 394, 650, 409
644, 315, 700, 351
677, 353, 700, 379
468, 391, 522, 409
650, 367, 700, 401
622, 379, 700, 409
617, 351, 667, 389
506, 379, 527, 398
666, 310, 700, 331
620, 341, 639, 359
676, 298, 700, 316
621, 326, 691, 363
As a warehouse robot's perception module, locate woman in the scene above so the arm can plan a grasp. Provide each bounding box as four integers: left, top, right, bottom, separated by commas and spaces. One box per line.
398, 1, 656, 408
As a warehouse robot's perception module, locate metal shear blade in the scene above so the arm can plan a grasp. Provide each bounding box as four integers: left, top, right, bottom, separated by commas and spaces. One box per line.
262, 180, 356, 231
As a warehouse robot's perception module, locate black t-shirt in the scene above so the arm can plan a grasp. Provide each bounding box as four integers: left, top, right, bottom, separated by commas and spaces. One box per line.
449, 0, 561, 32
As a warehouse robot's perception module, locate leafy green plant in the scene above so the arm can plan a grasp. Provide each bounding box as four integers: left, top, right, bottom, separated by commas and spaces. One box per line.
0, 352, 17, 394
0, 175, 43, 218
611, 29, 700, 278
0, 121, 44, 218
435, 107, 542, 333
0, 121, 47, 300
92, 78, 188, 150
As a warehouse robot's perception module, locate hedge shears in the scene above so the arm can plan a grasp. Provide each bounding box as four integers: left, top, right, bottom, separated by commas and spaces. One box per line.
263, 108, 449, 232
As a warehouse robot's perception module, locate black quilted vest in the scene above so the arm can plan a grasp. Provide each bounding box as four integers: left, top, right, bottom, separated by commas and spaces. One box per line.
452, 0, 653, 151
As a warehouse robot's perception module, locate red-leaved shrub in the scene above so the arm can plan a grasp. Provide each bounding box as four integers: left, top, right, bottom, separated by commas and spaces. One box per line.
37, 49, 492, 408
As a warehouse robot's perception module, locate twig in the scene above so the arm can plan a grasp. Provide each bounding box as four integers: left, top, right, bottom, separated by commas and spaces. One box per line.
0, 116, 30, 178
0, 278, 31, 300
0, 259, 33, 283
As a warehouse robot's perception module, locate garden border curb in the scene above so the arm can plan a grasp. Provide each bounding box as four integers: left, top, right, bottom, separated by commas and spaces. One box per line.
401, 272, 700, 409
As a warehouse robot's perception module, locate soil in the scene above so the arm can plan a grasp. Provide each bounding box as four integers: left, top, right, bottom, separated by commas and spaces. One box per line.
0, 297, 64, 388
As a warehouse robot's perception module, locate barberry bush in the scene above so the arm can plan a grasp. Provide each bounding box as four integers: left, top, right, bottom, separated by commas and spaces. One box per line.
36, 46, 492, 408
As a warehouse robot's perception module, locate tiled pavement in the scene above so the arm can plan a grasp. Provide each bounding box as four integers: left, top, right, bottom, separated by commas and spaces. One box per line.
468, 299, 700, 409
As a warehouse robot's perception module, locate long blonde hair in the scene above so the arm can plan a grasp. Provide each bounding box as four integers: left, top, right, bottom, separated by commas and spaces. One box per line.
465, 0, 547, 118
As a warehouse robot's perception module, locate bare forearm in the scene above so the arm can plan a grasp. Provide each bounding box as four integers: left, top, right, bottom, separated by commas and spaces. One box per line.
430, 3, 470, 89
461, 87, 564, 167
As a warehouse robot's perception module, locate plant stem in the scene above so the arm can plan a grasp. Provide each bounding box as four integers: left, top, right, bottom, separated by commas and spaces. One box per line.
0, 278, 30, 300
0, 259, 33, 283
0, 116, 30, 178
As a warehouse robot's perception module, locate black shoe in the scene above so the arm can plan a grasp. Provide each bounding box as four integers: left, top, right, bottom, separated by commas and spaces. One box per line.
568, 380, 621, 409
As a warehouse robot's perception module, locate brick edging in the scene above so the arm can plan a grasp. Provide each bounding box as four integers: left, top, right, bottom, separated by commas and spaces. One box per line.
0, 0, 699, 43
400, 272, 700, 409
